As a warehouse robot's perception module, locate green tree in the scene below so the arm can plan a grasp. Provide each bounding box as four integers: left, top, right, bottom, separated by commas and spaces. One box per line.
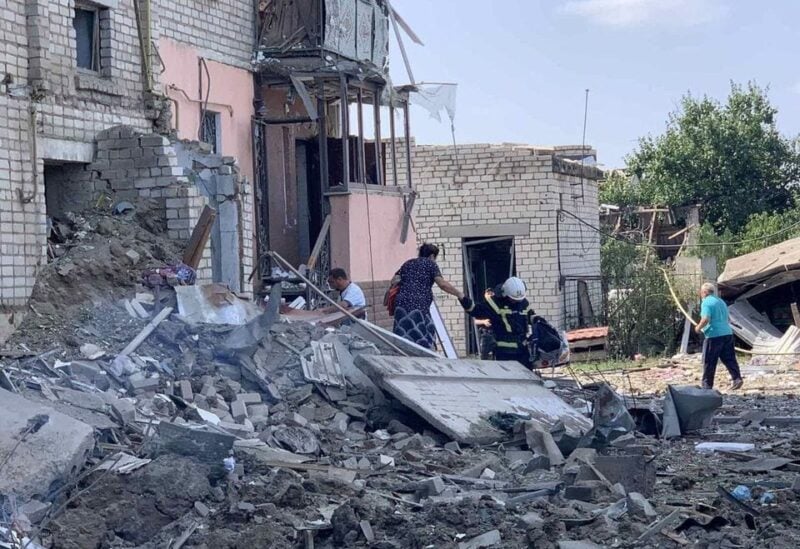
626, 82, 800, 234
735, 206, 800, 255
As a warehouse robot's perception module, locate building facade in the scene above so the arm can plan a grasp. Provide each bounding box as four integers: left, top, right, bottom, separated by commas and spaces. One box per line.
0, 0, 257, 319
405, 143, 604, 353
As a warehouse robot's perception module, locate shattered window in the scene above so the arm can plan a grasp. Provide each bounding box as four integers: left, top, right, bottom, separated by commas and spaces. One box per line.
74, 7, 99, 71
200, 111, 220, 154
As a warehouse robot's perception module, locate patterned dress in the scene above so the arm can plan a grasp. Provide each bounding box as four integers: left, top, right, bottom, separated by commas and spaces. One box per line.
392, 257, 441, 349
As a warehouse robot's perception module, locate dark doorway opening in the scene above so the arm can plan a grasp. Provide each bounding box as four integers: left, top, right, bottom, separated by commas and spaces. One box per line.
463, 236, 516, 355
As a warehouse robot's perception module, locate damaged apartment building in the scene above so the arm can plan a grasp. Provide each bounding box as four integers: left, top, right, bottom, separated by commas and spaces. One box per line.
252, 0, 420, 325
400, 144, 605, 354
0, 0, 258, 328
1, 0, 427, 335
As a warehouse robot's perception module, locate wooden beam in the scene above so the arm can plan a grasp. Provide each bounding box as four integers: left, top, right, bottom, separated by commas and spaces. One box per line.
400, 191, 415, 243
307, 214, 332, 271
182, 205, 216, 269
119, 307, 173, 357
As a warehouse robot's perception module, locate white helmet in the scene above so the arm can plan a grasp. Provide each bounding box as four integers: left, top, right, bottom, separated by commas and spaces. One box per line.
502, 277, 527, 301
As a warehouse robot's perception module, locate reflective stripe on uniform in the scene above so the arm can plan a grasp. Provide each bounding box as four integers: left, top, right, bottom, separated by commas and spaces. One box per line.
485, 296, 513, 332
496, 341, 520, 349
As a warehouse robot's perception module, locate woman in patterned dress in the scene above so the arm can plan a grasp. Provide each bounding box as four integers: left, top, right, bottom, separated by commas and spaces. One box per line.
392, 243, 463, 349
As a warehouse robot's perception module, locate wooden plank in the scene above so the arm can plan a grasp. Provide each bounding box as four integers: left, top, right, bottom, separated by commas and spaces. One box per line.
119, 307, 173, 357
307, 214, 332, 271
182, 206, 216, 269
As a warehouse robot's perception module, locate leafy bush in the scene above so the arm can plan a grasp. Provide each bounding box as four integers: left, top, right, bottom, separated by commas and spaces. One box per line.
602, 237, 694, 358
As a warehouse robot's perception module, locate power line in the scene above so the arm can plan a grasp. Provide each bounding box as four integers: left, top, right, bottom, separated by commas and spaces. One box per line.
559, 209, 800, 249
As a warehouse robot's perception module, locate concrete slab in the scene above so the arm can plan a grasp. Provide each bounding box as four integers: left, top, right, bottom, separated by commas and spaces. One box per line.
355, 356, 592, 445
0, 389, 95, 501
301, 341, 346, 387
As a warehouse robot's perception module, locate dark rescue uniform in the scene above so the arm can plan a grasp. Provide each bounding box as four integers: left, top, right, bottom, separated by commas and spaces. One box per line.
461, 294, 535, 368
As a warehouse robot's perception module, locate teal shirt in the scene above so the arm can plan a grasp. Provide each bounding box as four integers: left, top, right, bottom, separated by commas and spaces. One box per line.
700, 295, 733, 338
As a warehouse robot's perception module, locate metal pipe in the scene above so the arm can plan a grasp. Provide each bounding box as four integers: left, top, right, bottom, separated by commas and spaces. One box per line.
356, 87, 366, 183
339, 75, 349, 188
18, 106, 39, 204
389, 104, 398, 186
403, 101, 412, 189
373, 85, 383, 186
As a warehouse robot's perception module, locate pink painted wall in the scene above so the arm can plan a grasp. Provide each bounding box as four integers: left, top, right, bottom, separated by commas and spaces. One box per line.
330, 187, 418, 282
158, 39, 254, 182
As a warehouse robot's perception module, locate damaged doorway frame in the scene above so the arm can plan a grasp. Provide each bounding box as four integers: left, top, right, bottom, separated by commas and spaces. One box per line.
462, 236, 517, 356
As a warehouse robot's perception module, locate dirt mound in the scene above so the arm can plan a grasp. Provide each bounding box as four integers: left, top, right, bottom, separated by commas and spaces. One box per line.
48, 456, 211, 549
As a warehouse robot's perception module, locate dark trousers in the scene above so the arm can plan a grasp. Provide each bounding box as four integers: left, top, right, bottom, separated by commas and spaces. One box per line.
702, 334, 741, 388
495, 347, 532, 369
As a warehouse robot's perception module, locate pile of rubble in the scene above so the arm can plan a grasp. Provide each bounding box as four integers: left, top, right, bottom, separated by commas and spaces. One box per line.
3, 212, 800, 548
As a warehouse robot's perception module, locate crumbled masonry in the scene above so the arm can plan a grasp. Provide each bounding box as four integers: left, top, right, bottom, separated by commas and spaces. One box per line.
2, 210, 800, 548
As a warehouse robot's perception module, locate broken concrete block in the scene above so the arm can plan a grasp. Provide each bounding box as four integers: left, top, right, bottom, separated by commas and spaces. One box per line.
239, 392, 262, 404
419, 476, 446, 498
18, 500, 51, 524
558, 542, 604, 549
516, 511, 545, 530
379, 454, 395, 468
626, 492, 657, 519
201, 383, 217, 397
564, 483, 601, 502
248, 403, 269, 419
458, 529, 501, 548
330, 412, 349, 434
110, 398, 136, 425
0, 389, 95, 501
343, 457, 359, 469
444, 441, 461, 453
230, 399, 248, 423
287, 412, 308, 428
525, 421, 565, 466
194, 501, 210, 517
125, 249, 141, 264
177, 379, 193, 401
298, 404, 316, 421
357, 457, 371, 470
127, 373, 159, 394
577, 454, 656, 497
480, 468, 497, 480
80, 343, 105, 360
149, 422, 235, 464
238, 502, 255, 513
219, 420, 254, 437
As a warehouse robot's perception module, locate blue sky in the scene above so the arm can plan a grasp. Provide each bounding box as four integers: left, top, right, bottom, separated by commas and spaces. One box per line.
389, 0, 800, 168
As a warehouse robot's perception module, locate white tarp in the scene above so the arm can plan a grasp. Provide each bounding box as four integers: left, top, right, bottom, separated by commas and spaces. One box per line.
410, 83, 457, 124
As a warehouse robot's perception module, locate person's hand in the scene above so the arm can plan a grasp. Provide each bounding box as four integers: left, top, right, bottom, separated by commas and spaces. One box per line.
694, 325, 702, 334
459, 296, 473, 309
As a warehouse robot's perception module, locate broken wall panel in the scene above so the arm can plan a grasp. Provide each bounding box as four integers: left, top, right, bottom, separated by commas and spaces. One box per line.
355, 355, 592, 444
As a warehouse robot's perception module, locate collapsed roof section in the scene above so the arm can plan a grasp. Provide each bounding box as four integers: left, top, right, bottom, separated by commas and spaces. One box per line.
718, 236, 800, 299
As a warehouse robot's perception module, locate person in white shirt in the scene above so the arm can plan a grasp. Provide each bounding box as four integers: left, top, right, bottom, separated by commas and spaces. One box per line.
320, 268, 366, 318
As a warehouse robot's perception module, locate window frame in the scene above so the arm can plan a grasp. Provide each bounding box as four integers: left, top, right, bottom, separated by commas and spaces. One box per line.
74, 4, 101, 73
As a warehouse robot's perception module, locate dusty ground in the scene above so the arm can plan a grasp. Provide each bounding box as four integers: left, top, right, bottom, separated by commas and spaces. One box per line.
5, 207, 800, 548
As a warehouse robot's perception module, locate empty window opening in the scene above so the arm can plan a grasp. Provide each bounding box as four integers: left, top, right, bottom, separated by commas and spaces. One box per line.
74, 7, 100, 71
200, 111, 221, 154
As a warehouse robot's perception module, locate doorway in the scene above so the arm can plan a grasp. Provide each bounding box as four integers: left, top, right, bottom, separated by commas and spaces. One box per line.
462, 236, 516, 355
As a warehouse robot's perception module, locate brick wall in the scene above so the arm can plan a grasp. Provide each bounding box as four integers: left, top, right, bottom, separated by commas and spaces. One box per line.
357, 279, 393, 330
0, 0, 256, 307
152, 0, 255, 69
405, 143, 602, 353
